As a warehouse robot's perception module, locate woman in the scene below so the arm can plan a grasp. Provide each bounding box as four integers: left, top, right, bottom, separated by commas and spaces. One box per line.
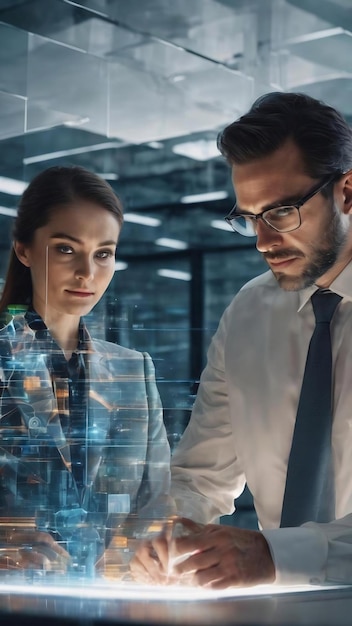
0, 166, 170, 576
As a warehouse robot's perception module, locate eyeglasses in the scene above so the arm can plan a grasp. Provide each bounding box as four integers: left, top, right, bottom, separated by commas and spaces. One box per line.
224, 175, 336, 237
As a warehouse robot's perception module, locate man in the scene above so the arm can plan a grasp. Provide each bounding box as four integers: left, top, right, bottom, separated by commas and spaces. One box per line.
131, 92, 352, 588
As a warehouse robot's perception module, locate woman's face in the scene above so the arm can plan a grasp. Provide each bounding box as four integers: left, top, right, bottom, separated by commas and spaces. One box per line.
15, 200, 121, 321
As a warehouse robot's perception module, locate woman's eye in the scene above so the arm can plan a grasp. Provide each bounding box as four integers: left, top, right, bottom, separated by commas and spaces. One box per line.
96, 250, 114, 259
57, 245, 73, 254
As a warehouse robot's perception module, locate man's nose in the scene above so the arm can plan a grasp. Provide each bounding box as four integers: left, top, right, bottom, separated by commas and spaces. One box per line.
255, 219, 283, 253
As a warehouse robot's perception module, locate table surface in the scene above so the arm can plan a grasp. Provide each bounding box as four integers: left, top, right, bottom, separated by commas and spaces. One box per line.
0, 579, 351, 625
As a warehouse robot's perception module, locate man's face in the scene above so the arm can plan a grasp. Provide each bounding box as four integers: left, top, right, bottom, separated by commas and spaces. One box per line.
231, 139, 349, 291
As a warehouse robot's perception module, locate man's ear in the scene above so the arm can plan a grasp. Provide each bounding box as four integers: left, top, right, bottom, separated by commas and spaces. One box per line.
13, 241, 31, 268
340, 170, 352, 215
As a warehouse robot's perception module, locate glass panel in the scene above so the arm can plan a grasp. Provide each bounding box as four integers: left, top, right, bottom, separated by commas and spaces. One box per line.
0, 91, 26, 140
272, 0, 352, 96
64, 0, 110, 16
0, 0, 109, 49
26, 34, 109, 135
103, 0, 256, 68
107, 42, 253, 143
0, 22, 27, 97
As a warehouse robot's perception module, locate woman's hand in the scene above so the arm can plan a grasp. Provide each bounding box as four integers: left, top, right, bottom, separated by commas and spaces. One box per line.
0, 530, 70, 572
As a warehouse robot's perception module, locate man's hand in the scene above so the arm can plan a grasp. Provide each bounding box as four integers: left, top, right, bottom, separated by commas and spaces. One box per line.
130, 517, 276, 589
171, 519, 276, 588
129, 525, 171, 585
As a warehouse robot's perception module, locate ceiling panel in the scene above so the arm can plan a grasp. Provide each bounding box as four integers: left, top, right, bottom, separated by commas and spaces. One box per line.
285, 27, 352, 75
287, 0, 352, 30
25, 33, 108, 135
0, 91, 26, 140
289, 76, 352, 119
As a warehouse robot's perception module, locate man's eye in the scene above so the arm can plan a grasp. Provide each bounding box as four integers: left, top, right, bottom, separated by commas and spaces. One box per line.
272, 206, 295, 218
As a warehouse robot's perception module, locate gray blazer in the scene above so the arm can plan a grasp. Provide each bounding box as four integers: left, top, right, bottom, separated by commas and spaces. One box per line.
0, 314, 170, 542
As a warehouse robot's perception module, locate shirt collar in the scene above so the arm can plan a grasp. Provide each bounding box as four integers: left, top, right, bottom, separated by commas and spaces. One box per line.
297, 259, 352, 312
24, 308, 89, 350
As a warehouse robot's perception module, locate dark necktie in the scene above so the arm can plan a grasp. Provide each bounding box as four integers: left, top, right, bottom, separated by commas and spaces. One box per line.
280, 289, 342, 528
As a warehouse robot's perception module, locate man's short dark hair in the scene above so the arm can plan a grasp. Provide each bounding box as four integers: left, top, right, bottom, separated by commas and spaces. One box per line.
217, 92, 352, 180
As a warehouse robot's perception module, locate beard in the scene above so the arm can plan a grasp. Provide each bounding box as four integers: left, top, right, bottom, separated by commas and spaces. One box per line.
264, 204, 348, 291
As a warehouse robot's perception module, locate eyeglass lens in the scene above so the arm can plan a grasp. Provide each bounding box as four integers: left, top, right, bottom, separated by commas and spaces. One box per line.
230, 205, 301, 235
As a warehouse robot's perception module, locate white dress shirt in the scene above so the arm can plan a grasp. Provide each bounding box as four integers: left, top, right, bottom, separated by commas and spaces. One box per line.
171, 261, 352, 586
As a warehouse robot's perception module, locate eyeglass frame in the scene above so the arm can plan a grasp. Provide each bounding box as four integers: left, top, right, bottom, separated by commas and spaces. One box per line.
224, 174, 338, 235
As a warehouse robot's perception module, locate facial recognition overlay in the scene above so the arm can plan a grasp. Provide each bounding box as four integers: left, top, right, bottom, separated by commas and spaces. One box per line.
0, 243, 170, 582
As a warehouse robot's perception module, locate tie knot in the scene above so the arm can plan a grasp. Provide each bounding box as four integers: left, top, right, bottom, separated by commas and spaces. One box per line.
311, 290, 342, 324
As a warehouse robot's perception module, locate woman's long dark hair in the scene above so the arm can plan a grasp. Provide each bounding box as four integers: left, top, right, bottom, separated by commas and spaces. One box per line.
0, 166, 123, 313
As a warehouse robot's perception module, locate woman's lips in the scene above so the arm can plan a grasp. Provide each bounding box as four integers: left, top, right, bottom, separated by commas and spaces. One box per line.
65, 290, 94, 297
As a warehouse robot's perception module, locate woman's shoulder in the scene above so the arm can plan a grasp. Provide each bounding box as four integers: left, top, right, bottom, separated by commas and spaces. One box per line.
89, 339, 153, 378
90, 338, 146, 360
0, 312, 30, 340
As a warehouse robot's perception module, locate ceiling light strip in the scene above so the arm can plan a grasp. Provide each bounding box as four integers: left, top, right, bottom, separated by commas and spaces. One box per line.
157, 269, 191, 281
23, 142, 123, 165
155, 238, 187, 250
124, 214, 161, 227
181, 191, 228, 204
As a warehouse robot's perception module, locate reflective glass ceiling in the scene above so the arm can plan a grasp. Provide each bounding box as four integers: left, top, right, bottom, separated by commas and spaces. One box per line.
0, 0, 351, 266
